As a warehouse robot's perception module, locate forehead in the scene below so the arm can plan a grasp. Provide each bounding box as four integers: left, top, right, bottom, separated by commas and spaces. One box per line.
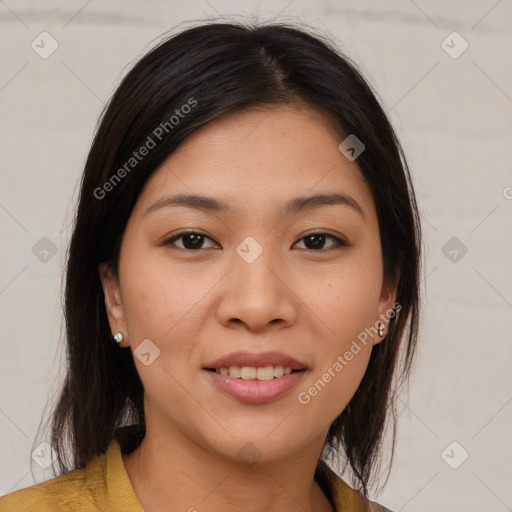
134, 104, 375, 219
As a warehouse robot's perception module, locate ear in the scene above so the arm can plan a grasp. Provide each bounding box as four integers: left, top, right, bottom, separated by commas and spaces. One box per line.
373, 275, 399, 346
99, 262, 128, 346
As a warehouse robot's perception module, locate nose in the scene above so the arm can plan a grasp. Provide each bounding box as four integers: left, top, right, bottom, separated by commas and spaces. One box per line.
215, 244, 298, 333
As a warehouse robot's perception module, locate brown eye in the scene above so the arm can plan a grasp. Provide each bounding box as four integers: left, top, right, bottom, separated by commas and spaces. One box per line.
294, 233, 346, 251
165, 231, 218, 251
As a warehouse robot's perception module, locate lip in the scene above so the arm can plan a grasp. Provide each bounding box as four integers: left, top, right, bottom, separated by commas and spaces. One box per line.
204, 368, 307, 404
203, 351, 307, 370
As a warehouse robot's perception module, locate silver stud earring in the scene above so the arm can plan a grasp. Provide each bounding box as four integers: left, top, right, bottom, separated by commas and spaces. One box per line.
113, 332, 124, 344
378, 323, 386, 337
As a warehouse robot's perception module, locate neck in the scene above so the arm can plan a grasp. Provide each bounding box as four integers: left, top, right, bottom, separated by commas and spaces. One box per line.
121, 422, 334, 512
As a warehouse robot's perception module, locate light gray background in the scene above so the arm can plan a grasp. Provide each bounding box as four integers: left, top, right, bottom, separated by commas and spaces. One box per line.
1, 1, 511, 511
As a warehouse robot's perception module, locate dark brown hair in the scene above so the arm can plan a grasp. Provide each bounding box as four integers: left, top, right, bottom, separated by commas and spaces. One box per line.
41, 20, 421, 497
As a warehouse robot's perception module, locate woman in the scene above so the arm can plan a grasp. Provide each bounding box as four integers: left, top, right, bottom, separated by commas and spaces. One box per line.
0, 21, 421, 512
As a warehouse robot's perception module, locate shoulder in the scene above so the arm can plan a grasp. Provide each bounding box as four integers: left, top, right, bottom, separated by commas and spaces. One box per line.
0, 445, 110, 512
335, 479, 393, 512
368, 500, 393, 512
0, 439, 143, 512
316, 459, 393, 512
0, 467, 92, 511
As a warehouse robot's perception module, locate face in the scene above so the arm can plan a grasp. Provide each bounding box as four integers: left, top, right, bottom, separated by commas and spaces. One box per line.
100, 103, 396, 464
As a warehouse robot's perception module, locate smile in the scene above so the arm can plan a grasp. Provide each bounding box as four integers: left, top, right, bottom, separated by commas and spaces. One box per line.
207, 365, 298, 380
204, 367, 307, 404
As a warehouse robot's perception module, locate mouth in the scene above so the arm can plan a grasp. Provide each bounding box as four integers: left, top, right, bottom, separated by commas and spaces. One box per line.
205, 365, 306, 381
203, 350, 308, 375
202, 351, 308, 404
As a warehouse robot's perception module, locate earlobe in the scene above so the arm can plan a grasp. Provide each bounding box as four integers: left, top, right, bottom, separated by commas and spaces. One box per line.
373, 277, 399, 346
98, 263, 127, 344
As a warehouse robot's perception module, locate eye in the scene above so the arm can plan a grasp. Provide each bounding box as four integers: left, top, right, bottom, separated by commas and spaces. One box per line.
293, 232, 346, 251
164, 230, 219, 251
164, 230, 347, 252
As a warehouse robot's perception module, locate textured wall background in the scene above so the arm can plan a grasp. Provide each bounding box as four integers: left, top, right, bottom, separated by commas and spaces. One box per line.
1, 1, 511, 511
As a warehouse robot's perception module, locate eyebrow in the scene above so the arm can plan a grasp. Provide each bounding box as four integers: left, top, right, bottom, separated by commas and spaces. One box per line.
144, 191, 365, 219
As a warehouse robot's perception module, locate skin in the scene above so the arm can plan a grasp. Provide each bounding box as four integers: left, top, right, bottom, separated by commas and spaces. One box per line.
100, 102, 396, 512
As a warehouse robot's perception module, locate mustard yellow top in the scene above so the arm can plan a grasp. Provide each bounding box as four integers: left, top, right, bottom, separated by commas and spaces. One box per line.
0, 439, 391, 511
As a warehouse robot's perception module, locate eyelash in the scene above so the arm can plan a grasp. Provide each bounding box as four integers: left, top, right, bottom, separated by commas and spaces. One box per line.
163, 230, 347, 252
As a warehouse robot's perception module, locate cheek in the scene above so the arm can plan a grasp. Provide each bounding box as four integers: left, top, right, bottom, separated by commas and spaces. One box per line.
295, 314, 373, 429
291, 256, 382, 414
301, 260, 383, 345
118, 255, 211, 411
119, 252, 215, 342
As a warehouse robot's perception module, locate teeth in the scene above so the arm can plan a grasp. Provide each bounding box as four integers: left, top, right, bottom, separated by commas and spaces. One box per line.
240, 367, 257, 380
274, 366, 284, 378
256, 366, 274, 380
229, 366, 241, 378
213, 365, 297, 380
